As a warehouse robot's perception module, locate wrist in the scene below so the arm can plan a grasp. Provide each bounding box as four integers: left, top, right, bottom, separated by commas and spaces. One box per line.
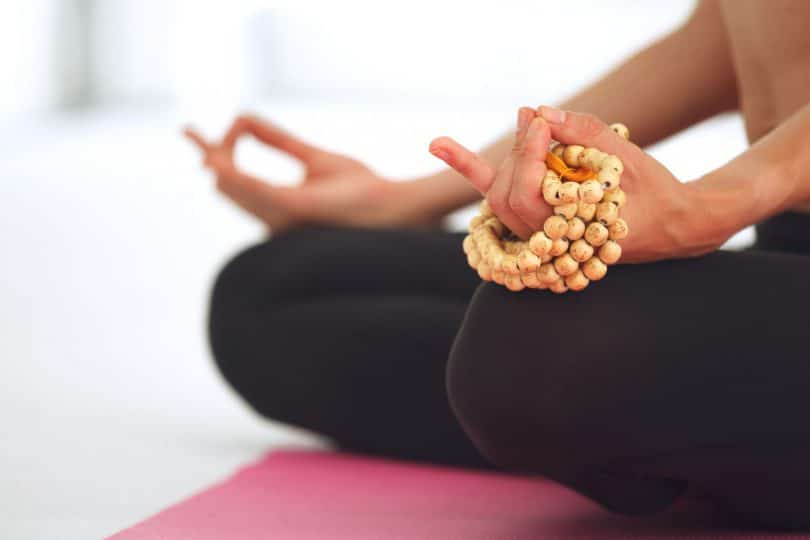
677, 179, 738, 256
684, 156, 783, 254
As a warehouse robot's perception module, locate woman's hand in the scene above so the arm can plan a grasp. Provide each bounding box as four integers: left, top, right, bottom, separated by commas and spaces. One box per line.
430, 106, 719, 263
185, 114, 437, 233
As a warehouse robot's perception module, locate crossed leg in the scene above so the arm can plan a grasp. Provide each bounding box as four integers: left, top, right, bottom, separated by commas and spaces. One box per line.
210, 225, 810, 530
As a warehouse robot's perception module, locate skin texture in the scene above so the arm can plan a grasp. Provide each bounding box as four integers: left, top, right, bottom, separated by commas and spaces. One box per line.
187, 0, 810, 263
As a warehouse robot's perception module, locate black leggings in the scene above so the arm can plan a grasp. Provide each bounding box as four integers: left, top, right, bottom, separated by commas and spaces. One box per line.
208, 212, 810, 530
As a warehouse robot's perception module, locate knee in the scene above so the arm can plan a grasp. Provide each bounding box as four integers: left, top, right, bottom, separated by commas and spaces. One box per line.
207, 228, 326, 416
446, 283, 628, 474
209, 227, 327, 345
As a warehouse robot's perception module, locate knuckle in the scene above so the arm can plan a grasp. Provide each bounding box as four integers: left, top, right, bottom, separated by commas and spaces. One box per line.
518, 144, 532, 159
487, 194, 508, 215
454, 153, 473, 176
580, 113, 606, 138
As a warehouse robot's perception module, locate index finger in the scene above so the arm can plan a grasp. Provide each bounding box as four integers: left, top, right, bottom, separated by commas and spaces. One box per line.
223, 114, 326, 163
429, 136, 495, 194
183, 127, 212, 153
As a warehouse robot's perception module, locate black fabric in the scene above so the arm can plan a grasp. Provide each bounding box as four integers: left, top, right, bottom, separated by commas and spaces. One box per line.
209, 215, 810, 531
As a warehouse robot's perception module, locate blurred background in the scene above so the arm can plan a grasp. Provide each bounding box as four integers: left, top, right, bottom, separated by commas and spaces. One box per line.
1, 1, 749, 538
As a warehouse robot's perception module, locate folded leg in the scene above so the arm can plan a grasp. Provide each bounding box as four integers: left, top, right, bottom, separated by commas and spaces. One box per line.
448, 249, 810, 529
209, 226, 488, 467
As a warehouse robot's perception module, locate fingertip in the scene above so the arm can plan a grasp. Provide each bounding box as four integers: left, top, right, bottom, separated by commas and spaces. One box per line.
538, 105, 566, 125
428, 136, 454, 160
519, 106, 536, 120
527, 116, 551, 142
516, 107, 535, 137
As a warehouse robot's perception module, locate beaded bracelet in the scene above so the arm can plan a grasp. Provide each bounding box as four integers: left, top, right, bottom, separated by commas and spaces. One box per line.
463, 123, 630, 293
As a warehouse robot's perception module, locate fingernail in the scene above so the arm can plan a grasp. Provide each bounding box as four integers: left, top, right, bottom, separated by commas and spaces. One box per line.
527, 116, 547, 136
518, 109, 534, 131
539, 106, 566, 124
430, 147, 450, 161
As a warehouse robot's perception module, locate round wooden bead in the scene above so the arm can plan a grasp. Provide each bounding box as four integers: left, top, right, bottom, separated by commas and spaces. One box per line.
554, 202, 578, 220
492, 269, 506, 285
542, 180, 563, 206
517, 249, 541, 273
578, 179, 603, 204
504, 240, 522, 255
484, 217, 507, 236
581, 148, 606, 171
501, 254, 520, 274
559, 182, 580, 203
610, 123, 630, 140
598, 240, 622, 265
480, 237, 503, 259
478, 240, 495, 259
609, 218, 629, 240
577, 201, 597, 221
553, 253, 579, 277
549, 237, 569, 257
566, 217, 586, 241
565, 270, 589, 291
569, 239, 594, 263
582, 256, 607, 281
463, 235, 475, 255
504, 273, 525, 292
537, 262, 560, 285
601, 155, 624, 175
597, 168, 621, 191
543, 215, 569, 240
540, 252, 553, 263
472, 224, 491, 241
549, 278, 568, 294
467, 249, 482, 269
529, 231, 552, 257
585, 222, 609, 247
562, 144, 585, 168
468, 215, 486, 231
520, 271, 542, 289
477, 261, 493, 281
488, 249, 505, 270
596, 201, 619, 226
603, 188, 626, 208
542, 169, 561, 188
551, 143, 565, 158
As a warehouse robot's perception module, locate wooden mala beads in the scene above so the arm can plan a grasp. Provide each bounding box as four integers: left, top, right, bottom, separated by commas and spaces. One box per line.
463, 123, 631, 294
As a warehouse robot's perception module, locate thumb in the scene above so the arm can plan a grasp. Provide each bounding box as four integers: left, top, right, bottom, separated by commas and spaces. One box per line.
537, 106, 633, 158
225, 114, 328, 165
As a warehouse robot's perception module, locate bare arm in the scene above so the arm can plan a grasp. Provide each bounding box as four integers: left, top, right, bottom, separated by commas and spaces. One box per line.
408, 0, 738, 221
687, 101, 810, 250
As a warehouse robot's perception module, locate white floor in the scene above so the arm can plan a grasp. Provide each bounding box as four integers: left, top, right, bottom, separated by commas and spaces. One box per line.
0, 100, 749, 539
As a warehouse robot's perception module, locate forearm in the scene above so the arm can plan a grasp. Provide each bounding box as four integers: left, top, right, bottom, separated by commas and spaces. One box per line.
686, 102, 810, 251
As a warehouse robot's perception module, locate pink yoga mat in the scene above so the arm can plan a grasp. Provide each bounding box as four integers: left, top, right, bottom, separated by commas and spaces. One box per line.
109, 450, 804, 539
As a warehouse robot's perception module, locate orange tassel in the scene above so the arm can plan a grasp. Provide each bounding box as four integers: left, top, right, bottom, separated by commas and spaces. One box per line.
545, 152, 597, 182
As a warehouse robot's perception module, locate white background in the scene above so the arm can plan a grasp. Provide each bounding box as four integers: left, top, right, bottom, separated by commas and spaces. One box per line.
1, 2, 752, 538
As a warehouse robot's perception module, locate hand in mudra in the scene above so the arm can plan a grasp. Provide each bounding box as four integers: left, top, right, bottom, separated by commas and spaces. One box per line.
185, 115, 427, 233
431, 106, 710, 263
